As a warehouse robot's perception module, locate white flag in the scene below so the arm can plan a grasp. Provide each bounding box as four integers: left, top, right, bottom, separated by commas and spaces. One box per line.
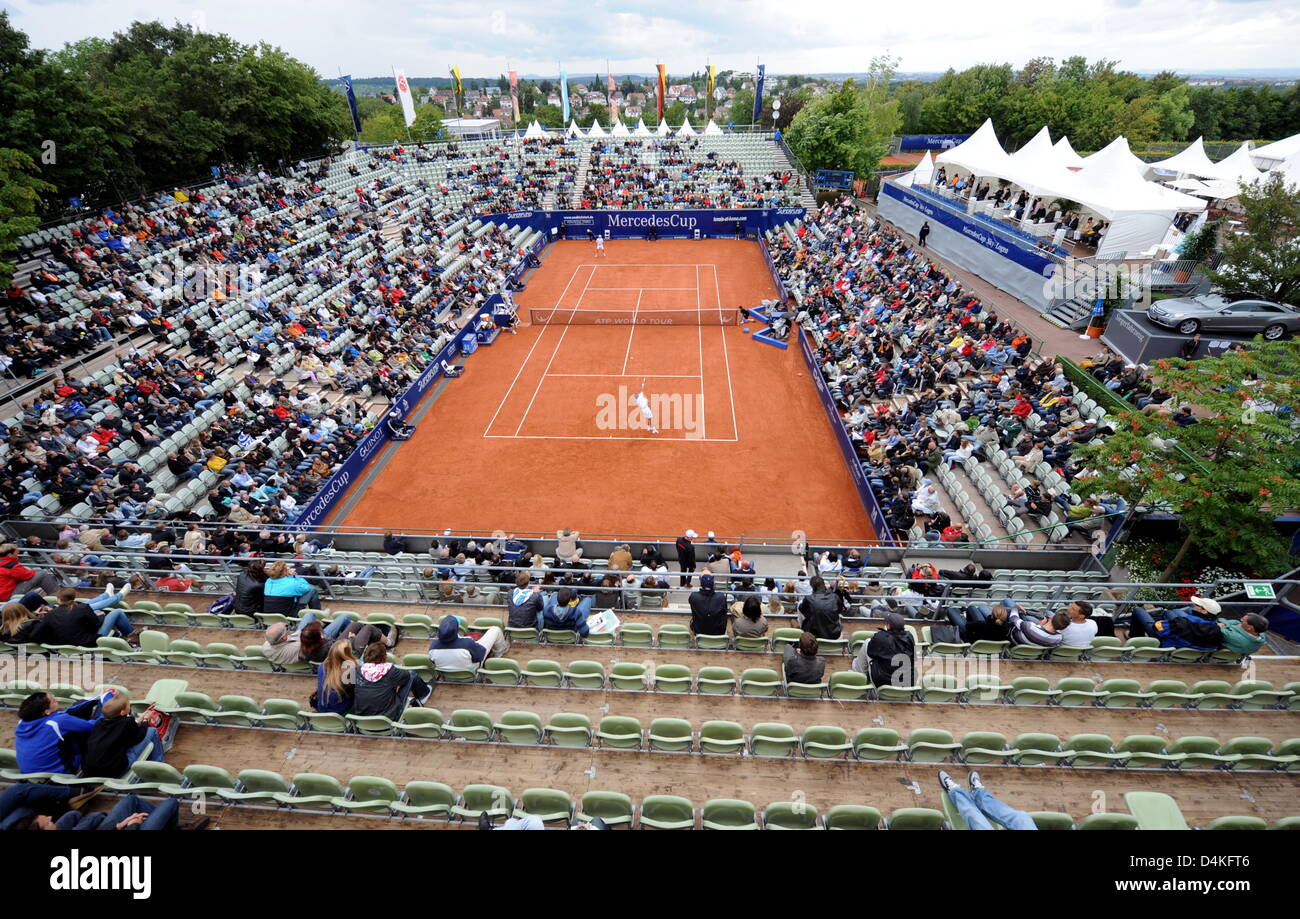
393, 67, 417, 127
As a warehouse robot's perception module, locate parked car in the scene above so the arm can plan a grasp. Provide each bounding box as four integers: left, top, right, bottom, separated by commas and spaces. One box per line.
1146, 292, 1300, 340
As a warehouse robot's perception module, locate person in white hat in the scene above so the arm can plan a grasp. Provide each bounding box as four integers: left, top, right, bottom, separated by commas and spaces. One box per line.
675, 530, 698, 587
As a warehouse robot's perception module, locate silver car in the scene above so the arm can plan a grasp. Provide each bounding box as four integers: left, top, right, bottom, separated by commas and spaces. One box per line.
1147, 293, 1300, 341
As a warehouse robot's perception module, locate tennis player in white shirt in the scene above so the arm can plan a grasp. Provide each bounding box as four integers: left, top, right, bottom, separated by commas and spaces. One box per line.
634, 389, 659, 434
595, 235, 606, 257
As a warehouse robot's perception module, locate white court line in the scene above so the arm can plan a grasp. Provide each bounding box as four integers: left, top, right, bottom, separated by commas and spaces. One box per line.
712, 263, 740, 440
484, 433, 739, 443
482, 261, 587, 437
511, 264, 594, 436
584, 287, 699, 291
696, 265, 705, 440
620, 289, 641, 375
546, 373, 701, 378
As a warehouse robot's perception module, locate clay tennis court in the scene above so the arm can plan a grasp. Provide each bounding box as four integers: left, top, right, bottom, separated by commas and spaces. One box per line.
335, 239, 876, 541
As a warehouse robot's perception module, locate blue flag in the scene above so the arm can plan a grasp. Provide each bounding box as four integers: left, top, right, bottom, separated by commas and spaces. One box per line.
340, 74, 363, 134
753, 64, 766, 125
1092, 296, 1105, 317
560, 70, 570, 124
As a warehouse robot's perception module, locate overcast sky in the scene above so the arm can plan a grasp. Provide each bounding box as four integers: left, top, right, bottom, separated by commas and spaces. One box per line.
5, 0, 1299, 77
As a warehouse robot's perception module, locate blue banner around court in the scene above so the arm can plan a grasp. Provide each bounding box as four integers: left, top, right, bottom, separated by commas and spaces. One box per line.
899, 134, 970, 151
481, 207, 805, 240
796, 328, 895, 546
879, 182, 1057, 277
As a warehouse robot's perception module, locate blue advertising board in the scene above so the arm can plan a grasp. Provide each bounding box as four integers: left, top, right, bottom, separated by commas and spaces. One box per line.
879, 182, 1057, 277
899, 134, 970, 151
796, 328, 895, 545
482, 208, 805, 240
814, 169, 855, 189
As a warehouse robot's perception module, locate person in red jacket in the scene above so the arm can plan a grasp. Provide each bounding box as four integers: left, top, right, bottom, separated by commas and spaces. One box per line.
0, 544, 60, 603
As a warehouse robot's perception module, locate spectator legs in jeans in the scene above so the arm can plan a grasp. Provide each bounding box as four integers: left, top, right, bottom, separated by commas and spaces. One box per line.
945, 607, 969, 634
1128, 607, 1186, 639
102, 793, 180, 830
124, 727, 165, 766
947, 786, 1037, 830
86, 588, 129, 611
97, 609, 134, 638
404, 669, 432, 706
0, 783, 74, 826
296, 611, 352, 639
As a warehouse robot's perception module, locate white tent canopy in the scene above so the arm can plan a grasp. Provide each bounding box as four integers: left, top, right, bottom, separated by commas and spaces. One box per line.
656, 120, 672, 136
1267, 151, 1300, 189
585, 122, 607, 138
632, 118, 652, 137
610, 120, 630, 137
566, 120, 583, 137
1252, 132, 1300, 169
1079, 136, 1150, 180
1053, 136, 1086, 169
1146, 137, 1220, 180
522, 121, 546, 140
934, 118, 1013, 177
676, 117, 696, 137
703, 119, 724, 136
899, 151, 934, 188
1210, 142, 1265, 189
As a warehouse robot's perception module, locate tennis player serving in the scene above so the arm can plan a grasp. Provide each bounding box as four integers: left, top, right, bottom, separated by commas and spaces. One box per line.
634, 384, 659, 435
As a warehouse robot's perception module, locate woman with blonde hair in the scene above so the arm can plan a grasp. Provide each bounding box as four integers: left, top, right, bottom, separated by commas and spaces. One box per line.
0, 600, 42, 643
311, 639, 356, 715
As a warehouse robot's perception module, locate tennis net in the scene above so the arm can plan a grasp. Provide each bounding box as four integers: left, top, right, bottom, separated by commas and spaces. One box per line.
529, 307, 740, 326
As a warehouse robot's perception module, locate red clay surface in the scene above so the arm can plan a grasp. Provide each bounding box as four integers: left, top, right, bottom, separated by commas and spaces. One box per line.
337, 239, 875, 541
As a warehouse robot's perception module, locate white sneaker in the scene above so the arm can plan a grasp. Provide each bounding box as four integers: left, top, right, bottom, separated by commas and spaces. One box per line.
103, 582, 116, 597
119, 583, 132, 600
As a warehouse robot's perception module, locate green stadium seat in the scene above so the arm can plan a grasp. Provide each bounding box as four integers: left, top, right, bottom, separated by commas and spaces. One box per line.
217, 769, 292, 804
451, 784, 515, 823
829, 671, 872, 700
562, 660, 606, 688
699, 720, 746, 755
544, 713, 594, 747
801, 725, 853, 760
653, 664, 693, 693
824, 804, 882, 830
494, 710, 544, 744
702, 798, 759, 830
907, 729, 960, 763
333, 776, 401, 814
648, 717, 694, 752
749, 722, 800, 757
609, 662, 647, 690
639, 795, 695, 830
888, 807, 945, 830
764, 802, 821, 830
852, 728, 907, 761
596, 716, 643, 750
515, 788, 575, 824
740, 668, 782, 697
396, 708, 445, 739
960, 732, 1015, 764
390, 782, 457, 819
696, 666, 737, 695
578, 790, 635, 827
520, 659, 563, 687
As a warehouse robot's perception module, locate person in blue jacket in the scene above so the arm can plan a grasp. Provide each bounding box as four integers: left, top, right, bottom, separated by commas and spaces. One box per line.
15, 691, 105, 775
542, 587, 594, 637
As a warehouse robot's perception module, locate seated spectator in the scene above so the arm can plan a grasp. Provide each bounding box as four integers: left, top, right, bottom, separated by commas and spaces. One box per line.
0, 598, 45, 643
312, 640, 357, 715
382, 531, 409, 555
555, 528, 583, 560
262, 560, 321, 615
856, 612, 915, 686
353, 640, 432, 719
797, 575, 843, 639
428, 614, 509, 672
0, 782, 104, 831
152, 565, 195, 592
261, 611, 352, 669
541, 587, 594, 636
688, 573, 728, 636
56, 792, 196, 831
506, 571, 544, 629
29, 586, 134, 646
0, 543, 60, 602
945, 602, 1011, 643
234, 559, 267, 618
82, 691, 168, 778
1128, 595, 1268, 656
938, 770, 1036, 831
730, 595, 769, 638
15, 691, 100, 774
1007, 609, 1068, 647
782, 631, 826, 684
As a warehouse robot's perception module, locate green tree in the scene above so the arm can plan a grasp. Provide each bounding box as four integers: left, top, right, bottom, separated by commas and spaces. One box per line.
532, 103, 563, 127
0, 148, 53, 287
585, 104, 609, 127
409, 104, 445, 143
663, 100, 687, 126
360, 104, 407, 143
786, 57, 901, 180
731, 89, 754, 126
1207, 172, 1300, 305
1074, 339, 1300, 579
1153, 82, 1195, 141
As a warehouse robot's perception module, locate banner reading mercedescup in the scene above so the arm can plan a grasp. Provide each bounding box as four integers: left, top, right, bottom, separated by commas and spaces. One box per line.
481, 208, 804, 240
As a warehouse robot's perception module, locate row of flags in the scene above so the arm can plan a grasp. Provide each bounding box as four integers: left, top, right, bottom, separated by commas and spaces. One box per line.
338, 62, 770, 134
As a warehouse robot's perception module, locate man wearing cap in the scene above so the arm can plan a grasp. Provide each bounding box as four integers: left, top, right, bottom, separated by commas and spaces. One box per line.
688, 574, 728, 636
675, 530, 698, 587
1128, 595, 1267, 655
